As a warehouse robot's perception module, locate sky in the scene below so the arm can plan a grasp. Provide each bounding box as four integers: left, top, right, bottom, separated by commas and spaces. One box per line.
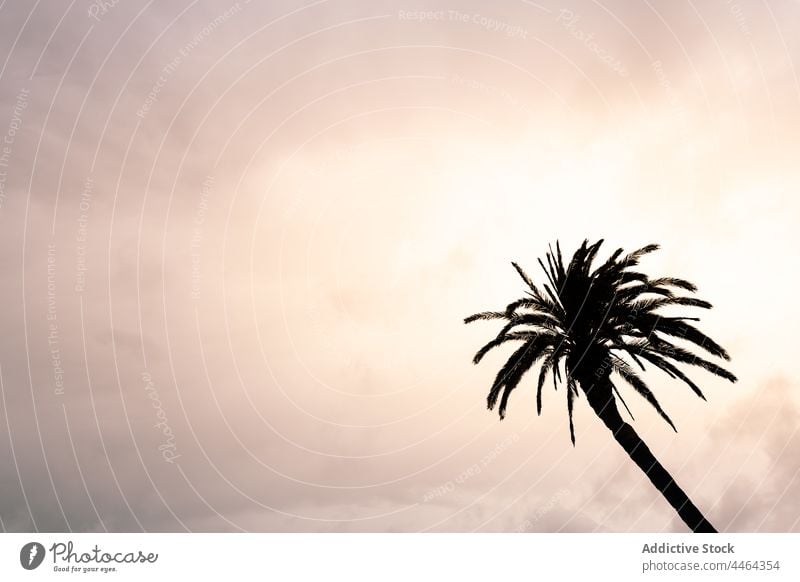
0, 0, 799, 533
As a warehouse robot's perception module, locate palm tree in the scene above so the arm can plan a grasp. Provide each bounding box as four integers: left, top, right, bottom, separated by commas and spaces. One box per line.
465, 240, 736, 533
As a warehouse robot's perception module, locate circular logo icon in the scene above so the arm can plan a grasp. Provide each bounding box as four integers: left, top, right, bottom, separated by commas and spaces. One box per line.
20, 542, 45, 570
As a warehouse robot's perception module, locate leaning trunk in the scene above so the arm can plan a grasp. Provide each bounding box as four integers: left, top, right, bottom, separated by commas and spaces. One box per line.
581, 374, 717, 533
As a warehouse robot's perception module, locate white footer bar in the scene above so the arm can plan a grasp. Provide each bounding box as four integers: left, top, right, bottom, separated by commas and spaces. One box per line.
1, 533, 797, 581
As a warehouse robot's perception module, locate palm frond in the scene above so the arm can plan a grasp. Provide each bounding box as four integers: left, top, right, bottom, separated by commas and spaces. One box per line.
641, 296, 713, 311
634, 349, 707, 400
649, 277, 698, 293
488, 335, 556, 418
621, 243, 660, 266
536, 348, 556, 415
616, 283, 674, 303
554, 241, 565, 278
567, 375, 577, 444
464, 311, 508, 324
537, 257, 559, 294
611, 382, 635, 421
583, 239, 605, 273
511, 262, 538, 292
473, 331, 538, 364
611, 357, 676, 431
493, 314, 562, 341
642, 317, 730, 361
618, 271, 650, 286
592, 247, 624, 280
649, 339, 738, 383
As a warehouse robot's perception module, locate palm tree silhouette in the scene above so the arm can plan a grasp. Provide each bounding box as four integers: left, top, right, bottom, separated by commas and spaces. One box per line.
465, 240, 736, 532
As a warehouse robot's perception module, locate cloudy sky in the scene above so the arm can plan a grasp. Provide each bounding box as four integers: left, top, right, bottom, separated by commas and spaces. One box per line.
0, 0, 799, 533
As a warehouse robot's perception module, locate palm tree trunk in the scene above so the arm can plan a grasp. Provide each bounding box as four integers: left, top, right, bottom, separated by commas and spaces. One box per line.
582, 376, 717, 533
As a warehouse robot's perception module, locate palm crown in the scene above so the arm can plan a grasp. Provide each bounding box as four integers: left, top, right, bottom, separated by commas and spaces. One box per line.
465, 239, 737, 444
